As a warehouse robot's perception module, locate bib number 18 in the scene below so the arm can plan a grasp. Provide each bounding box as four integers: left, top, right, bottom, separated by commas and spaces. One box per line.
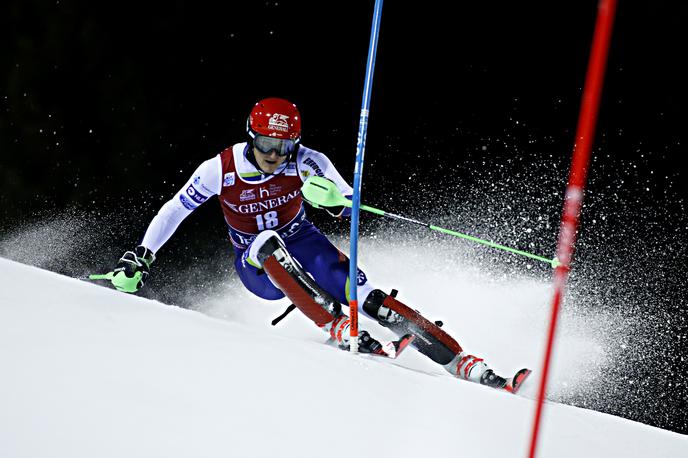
256, 211, 278, 231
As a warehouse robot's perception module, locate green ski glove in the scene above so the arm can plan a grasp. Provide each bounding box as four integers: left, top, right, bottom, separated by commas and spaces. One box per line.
112, 245, 155, 293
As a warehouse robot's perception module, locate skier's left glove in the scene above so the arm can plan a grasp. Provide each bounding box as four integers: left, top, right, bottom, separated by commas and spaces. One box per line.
112, 245, 155, 293
325, 195, 352, 218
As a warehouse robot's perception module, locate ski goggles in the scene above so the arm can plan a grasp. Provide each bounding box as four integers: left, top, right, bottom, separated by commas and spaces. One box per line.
253, 135, 298, 157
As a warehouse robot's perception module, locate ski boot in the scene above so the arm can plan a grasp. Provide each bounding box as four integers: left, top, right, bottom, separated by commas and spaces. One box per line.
325, 314, 413, 359
364, 288, 531, 391
445, 352, 531, 393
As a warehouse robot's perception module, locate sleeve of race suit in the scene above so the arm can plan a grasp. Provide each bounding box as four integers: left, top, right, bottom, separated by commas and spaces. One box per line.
140, 155, 222, 253
298, 147, 353, 217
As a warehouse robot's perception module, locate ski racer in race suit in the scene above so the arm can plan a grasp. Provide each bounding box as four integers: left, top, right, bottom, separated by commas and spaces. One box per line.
114, 97, 521, 390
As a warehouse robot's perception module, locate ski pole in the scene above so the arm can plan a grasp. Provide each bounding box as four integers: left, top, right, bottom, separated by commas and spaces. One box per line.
86, 270, 143, 293
88, 272, 115, 280
302, 176, 560, 268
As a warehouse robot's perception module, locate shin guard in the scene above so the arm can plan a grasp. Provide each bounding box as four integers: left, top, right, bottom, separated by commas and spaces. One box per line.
363, 289, 462, 365
257, 233, 342, 328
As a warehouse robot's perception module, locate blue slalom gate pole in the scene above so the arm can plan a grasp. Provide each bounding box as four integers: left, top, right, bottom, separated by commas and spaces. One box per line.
349, 0, 384, 353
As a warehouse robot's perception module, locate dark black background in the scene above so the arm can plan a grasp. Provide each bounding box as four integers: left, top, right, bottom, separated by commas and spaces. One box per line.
2, 1, 686, 434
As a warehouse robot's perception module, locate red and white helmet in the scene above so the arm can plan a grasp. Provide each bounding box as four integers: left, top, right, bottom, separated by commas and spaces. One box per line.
247, 97, 301, 142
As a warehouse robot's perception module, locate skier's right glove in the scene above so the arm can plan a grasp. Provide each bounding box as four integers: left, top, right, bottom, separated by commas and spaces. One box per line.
112, 245, 155, 293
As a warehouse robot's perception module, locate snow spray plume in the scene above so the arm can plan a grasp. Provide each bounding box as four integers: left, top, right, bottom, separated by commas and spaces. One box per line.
360, 150, 687, 433
0, 151, 684, 433
0, 203, 235, 309
0, 206, 133, 277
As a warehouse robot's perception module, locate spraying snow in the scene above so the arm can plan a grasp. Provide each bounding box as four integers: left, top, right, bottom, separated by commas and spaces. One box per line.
1, 151, 685, 435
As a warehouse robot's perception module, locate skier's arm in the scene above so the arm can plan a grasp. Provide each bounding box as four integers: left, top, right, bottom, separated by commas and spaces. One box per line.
112, 156, 221, 293
141, 156, 222, 252
298, 149, 353, 217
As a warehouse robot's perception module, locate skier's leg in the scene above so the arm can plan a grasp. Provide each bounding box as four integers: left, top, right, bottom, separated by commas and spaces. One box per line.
247, 230, 341, 325
234, 244, 285, 301
362, 288, 509, 388
284, 224, 373, 306
245, 230, 386, 354
234, 225, 360, 304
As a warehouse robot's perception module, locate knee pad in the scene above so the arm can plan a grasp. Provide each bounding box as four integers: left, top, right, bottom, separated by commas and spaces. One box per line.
257, 231, 342, 327
246, 230, 281, 268
363, 289, 462, 365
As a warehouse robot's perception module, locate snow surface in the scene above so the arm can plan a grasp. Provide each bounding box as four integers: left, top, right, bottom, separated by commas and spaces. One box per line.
1, 257, 686, 458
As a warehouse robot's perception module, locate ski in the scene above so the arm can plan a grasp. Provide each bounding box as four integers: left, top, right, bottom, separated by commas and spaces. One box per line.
503, 368, 532, 394
328, 333, 415, 359
373, 333, 415, 359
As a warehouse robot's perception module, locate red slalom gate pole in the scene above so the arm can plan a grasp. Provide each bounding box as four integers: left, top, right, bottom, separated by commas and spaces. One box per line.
528, 1, 617, 457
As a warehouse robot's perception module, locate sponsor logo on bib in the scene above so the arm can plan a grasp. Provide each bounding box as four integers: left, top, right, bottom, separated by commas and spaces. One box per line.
240, 189, 256, 201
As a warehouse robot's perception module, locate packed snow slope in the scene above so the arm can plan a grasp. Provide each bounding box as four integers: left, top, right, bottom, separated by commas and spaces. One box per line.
0, 257, 685, 458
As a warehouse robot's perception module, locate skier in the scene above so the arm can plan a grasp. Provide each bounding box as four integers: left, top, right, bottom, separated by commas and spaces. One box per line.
111, 97, 528, 392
